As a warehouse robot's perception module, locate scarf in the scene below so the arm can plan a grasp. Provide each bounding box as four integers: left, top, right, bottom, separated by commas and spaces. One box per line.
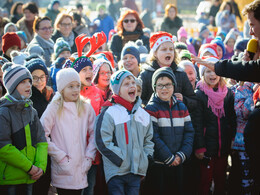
36, 34, 54, 48
197, 80, 228, 118
63, 31, 75, 48
122, 30, 142, 47
112, 94, 134, 112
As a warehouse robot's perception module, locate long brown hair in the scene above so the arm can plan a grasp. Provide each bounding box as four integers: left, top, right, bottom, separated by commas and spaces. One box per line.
116, 10, 144, 36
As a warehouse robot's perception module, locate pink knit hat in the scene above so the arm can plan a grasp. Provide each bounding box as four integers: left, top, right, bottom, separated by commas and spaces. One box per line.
177, 27, 188, 41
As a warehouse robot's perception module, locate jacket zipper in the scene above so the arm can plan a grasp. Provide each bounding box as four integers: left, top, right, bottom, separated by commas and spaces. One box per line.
124, 123, 129, 145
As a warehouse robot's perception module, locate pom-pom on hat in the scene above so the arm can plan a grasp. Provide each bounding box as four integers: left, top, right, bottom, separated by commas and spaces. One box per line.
136, 40, 148, 54
54, 37, 71, 58
110, 70, 134, 95
177, 27, 188, 41
2, 64, 32, 95
152, 67, 177, 92
2, 32, 21, 54
71, 56, 93, 73
199, 56, 219, 78
10, 51, 28, 65
56, 68, 80, 93
121, 42, 140, 64
25, 57, 48, 75
150, 31, 177, 52
198, 43, 218, 58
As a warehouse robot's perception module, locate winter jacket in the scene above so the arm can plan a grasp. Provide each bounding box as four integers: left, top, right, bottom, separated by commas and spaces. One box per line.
94, 14, 114, 41
145, 94, 194, 165
160, 16, 183, 36
41, 98, 96, 189
26, 35, 54, 67
45, 6, 60, 26
194, 87, 236, 157
10, 14, 23, 24
51, 30, 78, 53
95, 97, 154, 182
0, 94, 48, 185
139, 61, 197, 112
16, 17, 34, 43
109, 30, 150, 61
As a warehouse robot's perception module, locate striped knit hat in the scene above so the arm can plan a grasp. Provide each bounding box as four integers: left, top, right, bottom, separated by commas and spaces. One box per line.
2, 64, 32, 95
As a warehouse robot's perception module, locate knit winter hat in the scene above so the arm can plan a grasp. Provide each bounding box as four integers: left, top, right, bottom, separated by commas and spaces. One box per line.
110, 70, 134, 95
4, 23, 18, 34
135, 77, 143, 90
224, 31, 236, 45
150, 31, 177, 52
28, 45, 44, 57
54, 37, 71, 58
71, 56, 92, 73
56, 68, 80, 93
152, 67, 177, 92
0, 56, 9, 66
92, 58, 113, 84
136, 40, 148, 54
174, 42, 188, 50
199, 24, 209, 37
25, 57, 48, 75
16, 31, 28, 44
199, 56, 219, 78
97, 3, 106, 12
121, 42, 140, 64
10, 51, 28, 65
2, 32, 21, 54
179, 49, 191, 60
211, 37, 226, 57
2, 64, 32, 95
177, 27, 188, 41
198, 43, 218, 58
234, 38, 249, 52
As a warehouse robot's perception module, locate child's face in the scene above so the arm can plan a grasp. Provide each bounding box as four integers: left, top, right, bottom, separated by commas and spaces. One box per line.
79, 66, 93, 87
227, 39, 235, 48
6, 46, 19, 57
98, 63, 112, 89
179, 37, 187, 43
6, 25, 16, 33
216, 45, 223, 59
155, 77, 174, 102
184, 66, 196, 88
154, 42, 175, 67
204, 68, 220, 88
16, 79, 32, 98
19, 38, 26, 49
32, 69, 46, 92
122, 54, 139, 72
119, 76, 137, 103
202, 51, 215, 57
59, 50, 71, 59
63, 81, 80, 102
202, 30, 210, 39
136, 86, 142, 97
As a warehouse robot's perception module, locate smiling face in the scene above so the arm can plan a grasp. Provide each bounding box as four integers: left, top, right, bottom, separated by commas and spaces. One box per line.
123, 14, 137, 32
216, 45, 223, 59
58, 17, 73, 37
119, 76, 137, 103
184, 65, 196, 89
37, 19, 53, 40
155, 77, 174, 102
62, 81, 80, 102
16, 79, 32, 98
98, 63, 112, 90
248, 11, 260, 39
226, 38, 235, 48
122, 54, 139, 73
24, 9, 37, 22
31, 69, 46, 92
204, 67, 220, 88
79, 66, 93, 87
154, 42, 175, 67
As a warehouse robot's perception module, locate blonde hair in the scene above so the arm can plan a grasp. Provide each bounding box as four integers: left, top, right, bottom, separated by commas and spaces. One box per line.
54, 12, 74, 30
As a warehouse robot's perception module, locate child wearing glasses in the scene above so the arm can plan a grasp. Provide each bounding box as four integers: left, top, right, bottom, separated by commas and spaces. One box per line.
144, 67, 194, 194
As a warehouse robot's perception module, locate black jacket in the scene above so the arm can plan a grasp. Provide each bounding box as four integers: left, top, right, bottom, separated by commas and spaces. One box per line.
193, 87, 236, 157
139, 61, 197, 112
51, 30, 78, 53
160, 16, 183, 36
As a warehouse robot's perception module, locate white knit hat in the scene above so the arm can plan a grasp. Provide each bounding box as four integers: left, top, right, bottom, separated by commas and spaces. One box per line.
199, 57, 219, 78
56, 68, 80, 93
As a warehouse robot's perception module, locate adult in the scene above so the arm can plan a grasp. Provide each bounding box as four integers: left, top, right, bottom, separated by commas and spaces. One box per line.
52, 12, 77, 53
9, 2, 23, 24
3, 0, 13, 15
45, 0, 60, 26
109, 9, 149, 62
160, 4, 183, 37
72, 12, 89, 36
209, 0, 222, 27
16, 2, 38, 43
228, 0, 242, 22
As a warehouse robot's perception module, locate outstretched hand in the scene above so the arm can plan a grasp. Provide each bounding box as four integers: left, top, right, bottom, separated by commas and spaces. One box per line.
191, 54, 215, 72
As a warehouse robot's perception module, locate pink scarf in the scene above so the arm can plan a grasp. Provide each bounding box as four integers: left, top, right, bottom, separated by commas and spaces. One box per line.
197, 80, 228, 118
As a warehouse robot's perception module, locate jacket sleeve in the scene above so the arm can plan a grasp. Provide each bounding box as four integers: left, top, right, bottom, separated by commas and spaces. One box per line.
95, 109, 123, 167
40, 103, 67, 163
109, 35, 122, 62
143, 116, 154, 157
215, 59, 260, 82
85, 104, 97, 160
226, 90, 237, 140
0, 110, 33, 172
139, 70, 151, 105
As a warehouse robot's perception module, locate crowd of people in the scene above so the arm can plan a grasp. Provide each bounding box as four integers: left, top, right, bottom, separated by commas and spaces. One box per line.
0, 0, 260, 195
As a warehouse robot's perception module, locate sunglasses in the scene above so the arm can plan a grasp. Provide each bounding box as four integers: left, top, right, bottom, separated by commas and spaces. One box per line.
123, 19, 136, 23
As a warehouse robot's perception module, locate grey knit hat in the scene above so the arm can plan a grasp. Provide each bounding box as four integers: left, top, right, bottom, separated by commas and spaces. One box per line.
152, 67, 177, 92
110, 70, 134, 95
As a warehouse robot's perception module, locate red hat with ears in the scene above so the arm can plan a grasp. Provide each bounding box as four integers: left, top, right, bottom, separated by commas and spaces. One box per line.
149, 31, 177, 52
198, 43, 218, 58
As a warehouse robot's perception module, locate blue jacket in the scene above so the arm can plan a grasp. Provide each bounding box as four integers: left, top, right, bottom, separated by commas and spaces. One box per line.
94, 14, 114, 41
145, 94, 194, 165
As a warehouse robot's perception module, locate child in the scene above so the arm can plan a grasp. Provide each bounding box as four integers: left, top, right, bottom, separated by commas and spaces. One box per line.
139, 31, 197, 112
95, 70, 154, 195
16, 31, 28, 51
211, 36, 226, 59
1, 32, 21, 61
223, 31, 236, 59
52, 37, 72, 62
179, 60, 197, 90
143, 67, 194, 194
0, 64, 48, 194
194, 57, 236, 195
177, 27, 197, 55
41, 68, 96, 194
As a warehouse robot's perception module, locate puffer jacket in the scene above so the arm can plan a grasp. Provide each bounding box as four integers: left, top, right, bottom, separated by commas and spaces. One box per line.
139, 61, 197, 112
0, 94, 48, 185
194, 87, 236, 157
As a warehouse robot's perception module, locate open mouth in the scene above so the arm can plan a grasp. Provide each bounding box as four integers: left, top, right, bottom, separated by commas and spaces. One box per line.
165, 56, 172, 61
85, 77, 92, 82
210, 78, 217, 82
25, 89, 30, 93
128, 90, 136, 98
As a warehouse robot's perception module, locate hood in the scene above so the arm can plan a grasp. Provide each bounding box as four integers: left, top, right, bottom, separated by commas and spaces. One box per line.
0, 93, 32, 112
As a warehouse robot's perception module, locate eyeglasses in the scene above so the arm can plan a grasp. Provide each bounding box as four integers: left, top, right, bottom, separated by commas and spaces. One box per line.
39, 27, 53, 32
99, 71, 112, 76
60, 23, 72, 27
155, 83, 174, 90
33, 75, 47, 82
123, 19, 136, 23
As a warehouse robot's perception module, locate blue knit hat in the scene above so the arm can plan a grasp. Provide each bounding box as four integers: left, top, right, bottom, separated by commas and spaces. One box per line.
110, 70, 134, 95
71, 56, 92, 73
234, 38, 249, 52
121, 42, 140, 64
16, 31, 28, 43
211, 36, 226, 58
25, 57, 48, 76
54, 38, 71, 58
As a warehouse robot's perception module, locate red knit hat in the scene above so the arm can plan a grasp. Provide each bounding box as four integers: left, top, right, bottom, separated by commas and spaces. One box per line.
149, 31, 177, 52
2, 32, 21, 54
198, 43, 218, 58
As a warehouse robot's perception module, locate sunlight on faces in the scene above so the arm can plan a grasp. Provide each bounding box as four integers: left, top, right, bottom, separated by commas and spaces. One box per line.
19, 38, 26, 49
98, 63, 112, 89
16, 79, 32, 98
156, 77, 174, 102
248, 12, 260, 39
32, 69, 46, 92
58, 50, 71, 59
62, 81, 81, 102
136, 85, 142, 97
216, 45, 223, 59
122, 54, 139, 73
123, 14, 137, 32
154, 42, 175, 67
227, 39, 235, 48
184, 66, 196, 88
24, 9, 36, 21
204, 67, 220, 88
119, 76, 137, 103
79, 66, 93, 87
37, 20, 53, 40
58, 17, 73, 37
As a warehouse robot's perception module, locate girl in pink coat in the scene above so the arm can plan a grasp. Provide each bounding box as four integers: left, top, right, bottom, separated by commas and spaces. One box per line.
41, 68, 96, 194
